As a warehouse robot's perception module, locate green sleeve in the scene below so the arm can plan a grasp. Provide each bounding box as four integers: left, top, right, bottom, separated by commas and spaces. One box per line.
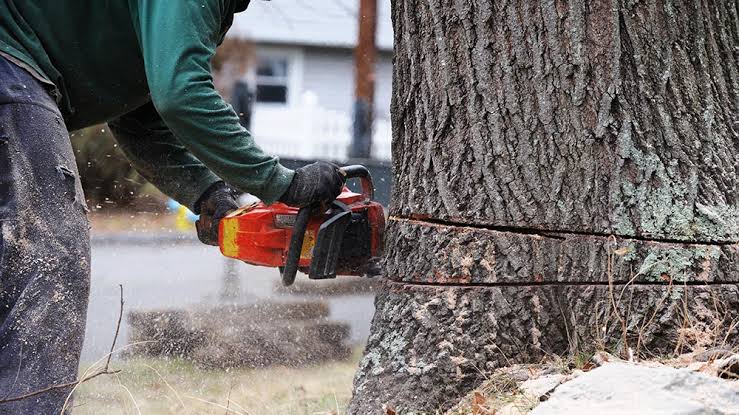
132, 0, 294, 203
108, 102, 221, 212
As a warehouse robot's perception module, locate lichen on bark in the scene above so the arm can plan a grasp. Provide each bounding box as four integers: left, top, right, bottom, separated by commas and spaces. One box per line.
389, 0, 738, 242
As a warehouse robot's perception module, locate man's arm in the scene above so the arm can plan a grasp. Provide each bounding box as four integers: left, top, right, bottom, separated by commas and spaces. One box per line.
108, 102, 221, 212
133, 0, 293, 203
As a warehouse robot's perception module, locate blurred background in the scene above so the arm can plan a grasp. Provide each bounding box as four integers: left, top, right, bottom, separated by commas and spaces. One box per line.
74, 1, 393, 414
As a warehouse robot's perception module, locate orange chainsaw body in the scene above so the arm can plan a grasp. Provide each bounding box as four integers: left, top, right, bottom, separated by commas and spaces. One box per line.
218, 186, 385, 276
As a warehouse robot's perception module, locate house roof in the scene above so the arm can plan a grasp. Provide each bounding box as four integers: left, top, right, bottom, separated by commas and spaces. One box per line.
229, 0, 393, 51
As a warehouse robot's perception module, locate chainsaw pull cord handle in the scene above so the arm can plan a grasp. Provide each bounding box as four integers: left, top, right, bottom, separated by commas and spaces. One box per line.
339, 165, 374, 201
281, 206, 313, 286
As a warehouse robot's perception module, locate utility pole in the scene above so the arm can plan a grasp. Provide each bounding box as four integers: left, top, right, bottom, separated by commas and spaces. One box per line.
349, 0, 377, 159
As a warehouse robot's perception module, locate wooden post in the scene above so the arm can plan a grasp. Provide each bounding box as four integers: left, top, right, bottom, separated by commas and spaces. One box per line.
349, 0, 377, 159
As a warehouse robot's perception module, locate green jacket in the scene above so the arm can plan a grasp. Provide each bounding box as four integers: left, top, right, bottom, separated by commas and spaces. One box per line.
0, 0, 294, 210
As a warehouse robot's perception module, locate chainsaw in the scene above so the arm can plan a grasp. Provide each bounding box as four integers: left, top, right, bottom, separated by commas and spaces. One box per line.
218, 165, 385, 286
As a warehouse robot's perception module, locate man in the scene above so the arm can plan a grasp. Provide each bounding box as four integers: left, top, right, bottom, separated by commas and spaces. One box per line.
0, 1, 345, 413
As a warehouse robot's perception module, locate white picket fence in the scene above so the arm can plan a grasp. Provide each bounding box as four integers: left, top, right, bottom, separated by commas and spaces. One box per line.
250, 92, 392, 161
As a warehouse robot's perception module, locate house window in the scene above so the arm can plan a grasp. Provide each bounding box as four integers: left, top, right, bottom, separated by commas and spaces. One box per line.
256, 56, 289, 104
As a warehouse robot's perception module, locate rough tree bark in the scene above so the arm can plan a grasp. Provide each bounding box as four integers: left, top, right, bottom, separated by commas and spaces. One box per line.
349, 1, 738, 413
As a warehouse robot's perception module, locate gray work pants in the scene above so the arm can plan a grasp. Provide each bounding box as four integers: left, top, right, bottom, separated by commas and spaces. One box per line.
0, 55, 91, 414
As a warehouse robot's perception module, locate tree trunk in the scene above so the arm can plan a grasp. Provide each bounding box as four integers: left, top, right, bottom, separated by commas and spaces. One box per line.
349, 1, 738, 413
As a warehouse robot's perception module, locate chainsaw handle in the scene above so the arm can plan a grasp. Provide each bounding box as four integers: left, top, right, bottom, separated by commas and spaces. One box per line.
281, 206, 312, 286
282, 165, 372, 286
340, 165, 374, 201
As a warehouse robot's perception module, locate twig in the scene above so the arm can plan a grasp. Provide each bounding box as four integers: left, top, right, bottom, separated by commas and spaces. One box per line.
491, 343, 513, 369
185, 395, 251, 415
593, 299, 607, 351
116, 374, 142, 415
0, 370, 118, 405
69, 339, 155, 409
227, 397, 249, 414
225, 385, 233, 415
606, 236, 630, 356
721, 318, 739, 348
600, 242, 668, 356
0, 286, 126, 406
106, 284, 125, 370
634, 278, 674, 356
142, 363, 186, 411
673, 281, 694, 356
616, 259, 670, 304
556, 292, 577, 356
468, 361, 491, 382
61, 286, 128, 413
226, 384, 233, 415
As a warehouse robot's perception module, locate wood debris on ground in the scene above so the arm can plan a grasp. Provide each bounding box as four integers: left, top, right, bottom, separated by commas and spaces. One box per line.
125, 301, 352, 369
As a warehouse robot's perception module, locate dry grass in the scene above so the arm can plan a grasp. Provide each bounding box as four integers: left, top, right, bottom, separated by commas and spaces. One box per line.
596, 239, 738, 361
73, 349, 362, 415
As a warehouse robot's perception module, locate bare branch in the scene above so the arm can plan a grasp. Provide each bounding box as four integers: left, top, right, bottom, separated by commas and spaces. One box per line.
105, 284, 125, 371
0, 286, 126, 405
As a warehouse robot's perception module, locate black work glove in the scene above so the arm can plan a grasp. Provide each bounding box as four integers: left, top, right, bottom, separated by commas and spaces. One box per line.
195, 181, 239, 246
278, 161, 346, 209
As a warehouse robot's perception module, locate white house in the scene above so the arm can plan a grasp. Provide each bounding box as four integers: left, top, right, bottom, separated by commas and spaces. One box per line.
227, 0, 394, 161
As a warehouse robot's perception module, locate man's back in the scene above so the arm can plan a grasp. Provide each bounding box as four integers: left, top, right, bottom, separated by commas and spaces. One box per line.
0, 0, 296, 208
0, 0, 242, 130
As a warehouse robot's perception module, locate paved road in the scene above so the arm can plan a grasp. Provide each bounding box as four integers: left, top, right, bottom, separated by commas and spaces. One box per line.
81, 237, 375, 361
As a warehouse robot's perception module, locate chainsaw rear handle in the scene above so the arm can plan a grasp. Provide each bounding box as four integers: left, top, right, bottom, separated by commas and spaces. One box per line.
281, 165, 374, 286
340, 165, 374, 201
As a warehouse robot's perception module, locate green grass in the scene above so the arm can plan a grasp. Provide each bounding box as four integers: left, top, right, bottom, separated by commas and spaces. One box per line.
73, 350, 362, 415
